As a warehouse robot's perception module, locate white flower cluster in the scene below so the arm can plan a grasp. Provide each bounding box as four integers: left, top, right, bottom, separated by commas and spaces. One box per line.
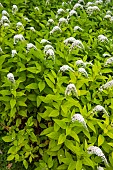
87, 6, 100, 15
12, 5, 18, 14
47, 19, 54, 26
87, 146, 109, 165
7, 73, 15, 83
74, 26, 83, 31
92, 105, 109, 116
78, 67, 88, 78
98, 35, 108, 42
27, 43, 37, 52
12, 50, 17, 57
73, 3, 83, 10
70, 39, 84, 50
0, 3, 3, 7
95, 0, 103, 5
64, 37, 76, 45
104, 14, 111, 20
40, 39, 51, 44
65, 83, 78, 97
67, 10, 78, 20
14, 34, 25, 44
2, 10, 9, 17
58, 65, 74, 72
58, 18, 68, 26
97, 166, 104, 170
103, 53, 111, 57
34, 7, 39, 11
44, 45, 55, 61
1, 16, 10, 25
72, 113, 87, 129
86, 2, 94, 7
99, 80, 113, 92
104, 57, 113, 66
50, 26, 62, 34
29, 26, 35, 32
16, 22, 24, 30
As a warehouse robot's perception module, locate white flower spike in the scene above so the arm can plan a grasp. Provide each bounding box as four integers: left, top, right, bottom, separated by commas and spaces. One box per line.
74, 26, 83, 31
2, 10, 9, 17
16, 22, 24, 30
59, 18, 68, 26
14, 34, 25, 44
12, 5, 18, 14
104, 57, 113, 66
44, 45, 54, 54
78, 67, 88, 78
45, 49, 55, 61
72, 113, 87, 129
92, 105, 109, 116
97, 166, 104, 170
87, 146, 109, 166
70, 40, 84, 50
27, 43, 37, 52
40, 39, 51, 44
50, 26, 62, 34
64, 37, 76, 45
98, 35, 108, 42
7, 73, 15, 83
59, 65, 74, 72
29, 27, 35, 32
12, 50, 17, 57
65, 83, 78, 97
1, 16, 10, 24
99, 80, 113, 92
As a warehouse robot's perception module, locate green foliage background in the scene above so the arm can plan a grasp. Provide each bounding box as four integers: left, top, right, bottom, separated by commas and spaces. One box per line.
1, 0, 113, 169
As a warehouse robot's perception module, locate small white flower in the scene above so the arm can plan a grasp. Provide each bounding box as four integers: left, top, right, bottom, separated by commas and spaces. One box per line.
84, 61, 93, 67
98, 35, 108, 42
70, 40, 84, 50
3, 23, 10, 27
73, 3, 83, 10
74, 26, 83, 31
44, 44, 54, 54
99, 80, 113, 92
27, 43, 37, 52
34, 7, 39, 11
12, 50, 17, 57
57, 8, 65, 15
47, 19, 54, 26
59, 65, 74, 72
97, 166, 104, 170
50, 26, 62, 34
76, 60, 85, 67
86, 2, 94, 7
106, 10, 112, 15
12, 5, 18, 14
78, 68, 88, 77
29, 26, 35, 31
87, 146, 109, 165
72, 113, 87, 129
87, 6, 100, 15
95, 0, 103, 5
104, 14, 111, 19
92, 105, 109, 116
65, 83, 78, 97
69, 10, 77, 17
104, 57, 113, 66
7, 73, 15, 83
45, 49, 55, 61
59, 18, 68, 26
64, 37, 76, 45
16, 22, 24, 30
14, 34, 25, 44
46, 0, 50, 4
103, 53, 111, 57
110, 17, 113, 22
1, 16, 10, 24
40, 39, 51, 44
24, 17, 30, 22
2, 10, 9, 17
78, 0, 85, 4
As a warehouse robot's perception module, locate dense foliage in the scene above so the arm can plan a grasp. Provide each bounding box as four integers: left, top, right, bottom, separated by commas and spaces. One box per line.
1, 0, 113, 169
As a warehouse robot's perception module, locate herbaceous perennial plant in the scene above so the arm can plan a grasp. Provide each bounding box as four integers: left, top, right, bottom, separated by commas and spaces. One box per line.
0, 0, 113, 169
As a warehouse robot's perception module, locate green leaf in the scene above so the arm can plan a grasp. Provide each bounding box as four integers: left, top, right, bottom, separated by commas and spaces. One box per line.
69, 131, 80, 143
23, 160, 28, 169
10, 98, 16, 109
45, 77, 54, 89
49, 110, 59, 117
48, 156, 53, 168
68, 161, 76, 170
76, 160, 82, 170
26, 83, 38, 89
40, 127, 54, 136
58, 133, 66, 145
2, 136, 13, 142
7, 154, 15, 161
53, 119, 66, 129
38, 81, 45, 92
98, 134, 104, 146
47, 132, 60, 140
